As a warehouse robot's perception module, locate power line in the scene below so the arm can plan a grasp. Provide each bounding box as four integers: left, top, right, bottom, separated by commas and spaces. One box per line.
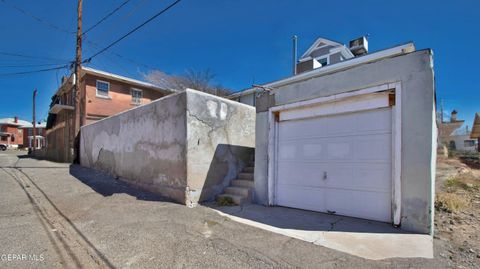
85, 39, 158, 70
88, 0, 150, 45
0, 51, 70, 62
84, 0, 182, 63
0, 65, 69, 77
0, 63, 70, 68
82, 0, 132, 36
124, 0, 150, 20
0, 0, 75, 34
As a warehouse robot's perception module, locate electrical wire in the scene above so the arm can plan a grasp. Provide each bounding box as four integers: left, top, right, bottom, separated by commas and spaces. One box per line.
0, 51, 70, 62
84, 0, 182, 63
0, 63, 70, 68
82, 0, 132, 36
88, 0, 150, 45
84, 39, 158, 70
0, 65, 70, 77
0, 0, 75, 34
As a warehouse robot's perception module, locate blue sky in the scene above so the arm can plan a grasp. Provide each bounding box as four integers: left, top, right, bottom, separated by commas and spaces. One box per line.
0, 0, 478, 127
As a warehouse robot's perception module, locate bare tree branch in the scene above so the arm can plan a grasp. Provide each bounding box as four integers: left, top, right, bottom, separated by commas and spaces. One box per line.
143, 68, 233, 97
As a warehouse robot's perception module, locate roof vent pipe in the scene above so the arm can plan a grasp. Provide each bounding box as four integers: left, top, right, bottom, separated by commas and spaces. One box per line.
292, 35, 298, 75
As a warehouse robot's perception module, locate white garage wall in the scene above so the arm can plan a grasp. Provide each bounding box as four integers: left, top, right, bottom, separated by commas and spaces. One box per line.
255, 50, 436, 235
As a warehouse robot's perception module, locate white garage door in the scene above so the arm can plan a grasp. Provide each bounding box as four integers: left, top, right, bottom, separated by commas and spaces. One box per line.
275, 107, 392, 222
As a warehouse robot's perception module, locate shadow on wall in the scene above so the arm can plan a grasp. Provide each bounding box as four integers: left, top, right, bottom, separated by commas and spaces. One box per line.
197, 144, 255, 203
69, 165, 170, 202
71, 144, 254, 205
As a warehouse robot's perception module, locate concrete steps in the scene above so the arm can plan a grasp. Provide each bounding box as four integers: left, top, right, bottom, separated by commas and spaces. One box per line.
225, 186, 252, 197
231, 179, 254, 188
238, 172, 253, 180
217, 159, 255, 206
243, 166, 254, 173
217, 193, 247, 205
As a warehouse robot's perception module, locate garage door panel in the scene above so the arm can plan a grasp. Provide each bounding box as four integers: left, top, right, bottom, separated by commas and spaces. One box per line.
325, 114, 356, 136
275, 107, 393, 223
353, 164, 392, 191
324, 163, 391, 191
354, 134, 391, 161
276, 185, 326, 212
326, 137, 354, 160
279, 139, 327, 161
278, 117, 327, 139
302, 143, 324, 159
355, 108, 392, 132
277, 162, 328, 188
325, 189, 391, 222
278, 143, 298, 160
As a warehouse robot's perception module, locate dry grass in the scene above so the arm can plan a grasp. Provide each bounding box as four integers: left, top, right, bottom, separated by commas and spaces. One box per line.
435, 172, 478, 213
444, 173, 480, 191
435, 192, 469, 213
217, 196, 235, 206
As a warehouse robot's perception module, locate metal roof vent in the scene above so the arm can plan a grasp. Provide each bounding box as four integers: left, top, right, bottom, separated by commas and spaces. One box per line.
349, 36, 369, 56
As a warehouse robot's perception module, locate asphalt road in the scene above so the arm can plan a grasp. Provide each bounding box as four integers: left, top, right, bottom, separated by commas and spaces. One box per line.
0, 151, 443, 268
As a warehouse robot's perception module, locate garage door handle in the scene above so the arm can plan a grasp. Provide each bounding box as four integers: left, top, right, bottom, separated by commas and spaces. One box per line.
323, 171, 327, 180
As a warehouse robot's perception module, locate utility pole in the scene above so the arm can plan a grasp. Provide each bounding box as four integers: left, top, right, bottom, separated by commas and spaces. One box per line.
32, 89, 37, 153
73, 0, 83, 162
440, 99, 444, 123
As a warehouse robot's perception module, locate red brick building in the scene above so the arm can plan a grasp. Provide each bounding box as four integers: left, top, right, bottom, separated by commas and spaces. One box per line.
46, 67, 174, 162
0, 117, 46, 149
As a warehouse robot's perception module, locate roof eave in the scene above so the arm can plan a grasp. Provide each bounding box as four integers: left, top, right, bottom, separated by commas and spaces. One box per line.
81, 67, 176, 94
228, 42, 416, 99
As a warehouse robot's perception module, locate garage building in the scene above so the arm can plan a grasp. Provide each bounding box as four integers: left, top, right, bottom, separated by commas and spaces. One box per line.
231, 39, 436, 235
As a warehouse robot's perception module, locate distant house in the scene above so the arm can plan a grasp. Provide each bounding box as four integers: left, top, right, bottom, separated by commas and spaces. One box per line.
450, 127, 477, 151
470, 113, 480, 152
437, 110, 477, 151
46, 66, 175, 162
0, 117, 46, 149
229, 37, 364, 106
296, 37, 357, 73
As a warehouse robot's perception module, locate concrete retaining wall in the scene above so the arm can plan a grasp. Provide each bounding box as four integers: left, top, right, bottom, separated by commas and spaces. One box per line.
80, 89, 255, 206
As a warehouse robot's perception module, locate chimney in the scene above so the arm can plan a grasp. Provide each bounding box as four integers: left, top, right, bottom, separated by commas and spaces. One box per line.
14, 116, 18, 123
450, 110, 458, 122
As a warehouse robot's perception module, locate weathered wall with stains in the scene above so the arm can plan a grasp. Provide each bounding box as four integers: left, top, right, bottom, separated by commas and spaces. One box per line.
254, 50, 436, 235
80, 92, 188, 202
184, 90, 255, 206
80, 89, 255, 206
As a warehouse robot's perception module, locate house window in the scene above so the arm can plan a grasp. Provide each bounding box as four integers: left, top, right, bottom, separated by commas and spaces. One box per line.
464, 140, 475, 147
131, 89, 142, 105
96, 80, 110, 98
317, 57, 328, 67
1, 136, 6, 141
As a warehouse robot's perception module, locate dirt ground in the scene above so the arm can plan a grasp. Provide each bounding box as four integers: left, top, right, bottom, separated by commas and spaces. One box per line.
434, 151, 480, 268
